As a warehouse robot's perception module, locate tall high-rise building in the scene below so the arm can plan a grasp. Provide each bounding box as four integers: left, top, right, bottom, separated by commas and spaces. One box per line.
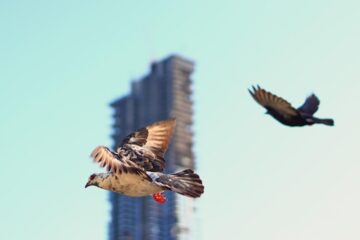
108, 55, 197, 240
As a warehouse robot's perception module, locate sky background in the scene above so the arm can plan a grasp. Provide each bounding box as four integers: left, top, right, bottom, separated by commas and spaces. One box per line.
1, 1, 359, 239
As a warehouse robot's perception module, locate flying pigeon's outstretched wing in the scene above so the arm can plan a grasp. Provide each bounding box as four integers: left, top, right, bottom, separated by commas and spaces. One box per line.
249, 85, 299, 118
90, 146, 150, 180
297, 94, 320, 116
118, 118, 176, 172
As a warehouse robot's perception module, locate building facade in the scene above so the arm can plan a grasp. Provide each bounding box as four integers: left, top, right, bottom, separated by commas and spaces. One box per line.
109, 55, 197, 240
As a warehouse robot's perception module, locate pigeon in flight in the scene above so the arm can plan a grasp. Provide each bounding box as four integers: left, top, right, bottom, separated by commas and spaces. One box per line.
249, 85, 334, 127
85, 118, 204, 203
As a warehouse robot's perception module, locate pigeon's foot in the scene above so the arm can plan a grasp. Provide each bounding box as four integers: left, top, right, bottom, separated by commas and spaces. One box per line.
152, 192, 166, 204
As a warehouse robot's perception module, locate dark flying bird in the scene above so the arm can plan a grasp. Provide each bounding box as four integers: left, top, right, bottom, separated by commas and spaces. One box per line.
85, 118, 204, 203
249, 85, 334, 127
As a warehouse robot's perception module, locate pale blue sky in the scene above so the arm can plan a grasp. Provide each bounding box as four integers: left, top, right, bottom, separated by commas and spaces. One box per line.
1, 1, 359, 240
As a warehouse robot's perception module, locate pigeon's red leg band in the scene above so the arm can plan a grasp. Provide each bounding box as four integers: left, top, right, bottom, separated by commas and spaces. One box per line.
152, 192, 166, 204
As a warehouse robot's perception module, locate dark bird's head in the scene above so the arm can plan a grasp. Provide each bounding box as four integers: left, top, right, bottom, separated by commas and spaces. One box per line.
85, 173, 100, 188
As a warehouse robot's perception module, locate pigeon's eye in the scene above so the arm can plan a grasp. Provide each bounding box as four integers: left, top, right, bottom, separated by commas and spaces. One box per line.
89, 174, 96, 180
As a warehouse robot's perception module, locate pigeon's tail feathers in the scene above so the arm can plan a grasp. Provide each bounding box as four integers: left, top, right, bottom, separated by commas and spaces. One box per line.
313, 117, 335, 126
156, 169, 204, 198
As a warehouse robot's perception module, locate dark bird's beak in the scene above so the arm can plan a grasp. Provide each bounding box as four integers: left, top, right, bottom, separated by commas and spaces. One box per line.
85, 182, 91, 188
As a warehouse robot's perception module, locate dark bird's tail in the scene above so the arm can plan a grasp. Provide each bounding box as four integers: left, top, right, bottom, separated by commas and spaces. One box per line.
156, 169, 204, 198
313, 117, 335, 126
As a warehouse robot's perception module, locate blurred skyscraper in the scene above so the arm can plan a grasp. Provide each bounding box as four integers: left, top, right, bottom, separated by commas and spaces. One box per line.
108, 55, 197, 240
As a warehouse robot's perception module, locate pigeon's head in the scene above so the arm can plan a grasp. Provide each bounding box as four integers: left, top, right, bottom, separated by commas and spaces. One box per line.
85, 173, 100, 188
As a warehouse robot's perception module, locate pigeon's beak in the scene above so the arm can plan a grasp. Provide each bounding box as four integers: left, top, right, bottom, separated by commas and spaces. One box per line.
85, 182, 91, 188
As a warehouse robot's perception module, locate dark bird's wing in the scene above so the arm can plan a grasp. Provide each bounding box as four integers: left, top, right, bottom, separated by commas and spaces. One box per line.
297, 94, 320, 116
90, 146, 150, 179
118, 118, 176, 172
249, 85, 299, 118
